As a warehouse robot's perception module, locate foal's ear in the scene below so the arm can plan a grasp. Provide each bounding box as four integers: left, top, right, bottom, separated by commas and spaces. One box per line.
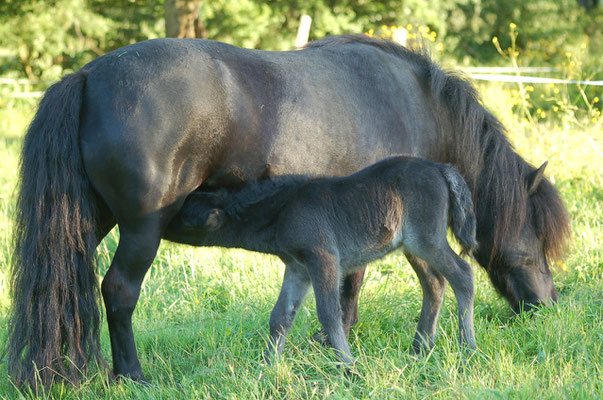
527, 161, 548, 195
203, 208, 224, 231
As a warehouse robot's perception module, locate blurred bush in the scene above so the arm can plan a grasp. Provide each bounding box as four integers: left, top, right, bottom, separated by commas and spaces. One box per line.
0, 1, 600, 87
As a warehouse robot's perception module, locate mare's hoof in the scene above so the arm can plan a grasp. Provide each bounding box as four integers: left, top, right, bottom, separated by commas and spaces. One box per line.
410, 345, 432, 357
114, 373, 149, 385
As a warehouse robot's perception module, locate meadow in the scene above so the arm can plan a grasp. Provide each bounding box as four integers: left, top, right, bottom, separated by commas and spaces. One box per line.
0, 80, 601, 399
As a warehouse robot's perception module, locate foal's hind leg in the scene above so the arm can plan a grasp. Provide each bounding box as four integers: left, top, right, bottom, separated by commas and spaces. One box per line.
265, 261, 311, 363
404, 253, 447, 353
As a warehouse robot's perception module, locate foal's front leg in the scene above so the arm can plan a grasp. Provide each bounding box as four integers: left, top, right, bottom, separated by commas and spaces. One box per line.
305, 250, 355, 368
265, 262, 311, 362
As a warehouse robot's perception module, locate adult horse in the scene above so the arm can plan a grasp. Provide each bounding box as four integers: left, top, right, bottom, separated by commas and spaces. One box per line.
9, 35, 570, 387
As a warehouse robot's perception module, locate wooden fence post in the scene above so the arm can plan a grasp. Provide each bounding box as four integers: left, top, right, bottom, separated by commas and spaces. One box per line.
295, 15, 312, 49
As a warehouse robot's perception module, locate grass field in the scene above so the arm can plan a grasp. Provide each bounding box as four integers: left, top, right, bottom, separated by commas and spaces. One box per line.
0, 86, 601, 399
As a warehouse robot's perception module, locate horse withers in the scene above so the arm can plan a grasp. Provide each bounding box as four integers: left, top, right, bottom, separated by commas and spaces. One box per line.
166, 155, 478, 367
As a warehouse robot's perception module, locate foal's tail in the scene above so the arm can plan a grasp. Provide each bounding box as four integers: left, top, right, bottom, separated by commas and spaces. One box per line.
8, 70, 103, 389
439, 165, 478, 255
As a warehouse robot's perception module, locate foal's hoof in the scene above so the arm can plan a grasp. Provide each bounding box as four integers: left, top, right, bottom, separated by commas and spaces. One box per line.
311, 330, 330, 347
342, 366, 361, 381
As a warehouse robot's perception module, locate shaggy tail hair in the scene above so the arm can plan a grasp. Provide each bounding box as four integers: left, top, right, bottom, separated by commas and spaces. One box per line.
7, 70, 103, 389
439, 164, 478, 255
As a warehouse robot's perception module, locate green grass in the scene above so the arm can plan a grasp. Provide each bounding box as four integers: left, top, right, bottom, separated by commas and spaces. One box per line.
0, 92, 601, 399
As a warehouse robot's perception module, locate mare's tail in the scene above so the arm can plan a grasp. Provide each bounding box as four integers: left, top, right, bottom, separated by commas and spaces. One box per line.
8, 70, 103, 389
439, 165, 478, 255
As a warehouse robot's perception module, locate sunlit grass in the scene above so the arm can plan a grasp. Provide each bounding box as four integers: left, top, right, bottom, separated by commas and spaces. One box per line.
0, 89, 601, 398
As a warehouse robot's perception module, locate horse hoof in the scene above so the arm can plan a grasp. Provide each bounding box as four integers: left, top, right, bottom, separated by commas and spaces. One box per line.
311, 330, 330, 347
342, 365, 361, 381
115, 373, 149, 385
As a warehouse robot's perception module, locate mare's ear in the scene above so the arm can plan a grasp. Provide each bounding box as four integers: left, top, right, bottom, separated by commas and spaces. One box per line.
527, 161, 548, 195
203, 208, 224, 231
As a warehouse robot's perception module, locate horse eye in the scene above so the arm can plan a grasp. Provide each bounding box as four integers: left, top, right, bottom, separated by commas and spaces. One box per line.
509, 253, 534, 267
522, 257, 536, 266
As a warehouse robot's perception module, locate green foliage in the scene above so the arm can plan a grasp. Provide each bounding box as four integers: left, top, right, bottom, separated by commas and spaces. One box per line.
0, 0, 116, 80
1, 1, 601, 78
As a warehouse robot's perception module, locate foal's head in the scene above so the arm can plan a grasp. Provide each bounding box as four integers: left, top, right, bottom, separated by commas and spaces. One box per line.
178, 191, 227, 234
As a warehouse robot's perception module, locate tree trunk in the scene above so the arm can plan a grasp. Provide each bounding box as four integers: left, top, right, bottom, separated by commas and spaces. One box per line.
165, 0, 207, 39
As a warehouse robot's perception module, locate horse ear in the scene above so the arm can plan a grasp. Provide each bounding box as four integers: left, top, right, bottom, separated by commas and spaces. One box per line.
527, 161, 548, 195
204, 208, 224, 231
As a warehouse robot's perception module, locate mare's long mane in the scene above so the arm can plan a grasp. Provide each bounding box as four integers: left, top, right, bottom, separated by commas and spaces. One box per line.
307, 35, 570, 262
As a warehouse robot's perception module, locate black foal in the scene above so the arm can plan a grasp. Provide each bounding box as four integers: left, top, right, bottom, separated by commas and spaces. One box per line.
167, 155, 478, 368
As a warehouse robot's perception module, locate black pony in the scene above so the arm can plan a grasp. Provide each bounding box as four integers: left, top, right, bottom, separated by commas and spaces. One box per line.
168, 156, 478, 368
9, 35, 570, 387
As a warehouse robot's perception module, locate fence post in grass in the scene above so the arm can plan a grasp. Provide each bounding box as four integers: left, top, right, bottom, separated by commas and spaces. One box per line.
295, 15, 312, 49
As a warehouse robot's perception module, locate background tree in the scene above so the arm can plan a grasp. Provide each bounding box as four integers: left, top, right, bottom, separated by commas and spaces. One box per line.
165, 0, 207, 38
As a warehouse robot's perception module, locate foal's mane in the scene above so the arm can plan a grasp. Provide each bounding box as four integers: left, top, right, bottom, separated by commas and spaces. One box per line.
306, 35, 570, 262
213, 175, 312, 220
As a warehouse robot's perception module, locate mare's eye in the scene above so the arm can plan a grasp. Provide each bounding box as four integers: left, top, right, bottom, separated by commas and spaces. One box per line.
522, 257, 536, 267
509, 252, 535, 267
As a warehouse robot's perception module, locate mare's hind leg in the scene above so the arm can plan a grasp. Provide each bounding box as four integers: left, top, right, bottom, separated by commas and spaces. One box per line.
404, 253, 447, 353
409, 239, 476, 351
101, 217, 165, 381
265, 261, 311, 362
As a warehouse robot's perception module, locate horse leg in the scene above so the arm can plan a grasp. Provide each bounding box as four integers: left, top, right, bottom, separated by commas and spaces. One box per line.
313, 267, 365, 345
341, 267, 365, 336
305, 251, 354, 368
404, 253, 447, 353
101, 218, 163, 381
94, 192, 116, 244
415, 242, 476, 351
265, 262, 311, 363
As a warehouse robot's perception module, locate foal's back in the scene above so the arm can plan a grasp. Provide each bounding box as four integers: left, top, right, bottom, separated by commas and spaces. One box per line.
274, 156, 457, 269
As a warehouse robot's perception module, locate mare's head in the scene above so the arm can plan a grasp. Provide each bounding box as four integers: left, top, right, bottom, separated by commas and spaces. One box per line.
474, 162, 570, 313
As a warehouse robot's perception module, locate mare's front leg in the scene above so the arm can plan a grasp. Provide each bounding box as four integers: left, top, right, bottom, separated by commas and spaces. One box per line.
265, 261, 311, 362
305, 250, 355, 368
